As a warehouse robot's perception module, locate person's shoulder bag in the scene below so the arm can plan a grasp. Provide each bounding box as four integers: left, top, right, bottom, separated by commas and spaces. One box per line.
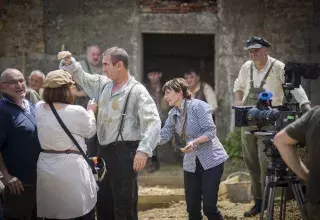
49, 103, 106, 182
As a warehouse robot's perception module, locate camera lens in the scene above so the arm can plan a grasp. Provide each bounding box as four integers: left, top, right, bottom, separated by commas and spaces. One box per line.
246, 108, 280, 127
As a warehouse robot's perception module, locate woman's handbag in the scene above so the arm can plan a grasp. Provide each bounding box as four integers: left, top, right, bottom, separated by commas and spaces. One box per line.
49, 103, 106, 182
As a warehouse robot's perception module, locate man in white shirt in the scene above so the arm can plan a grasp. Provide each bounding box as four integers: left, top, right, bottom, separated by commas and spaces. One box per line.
233, 36, 311, 217
59, 47, 161, 220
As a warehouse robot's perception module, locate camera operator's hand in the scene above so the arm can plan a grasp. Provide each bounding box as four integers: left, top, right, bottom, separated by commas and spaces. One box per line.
234, 90, 244, 106
301, 103, 311, 113
233, 101, 243, 106
1, 173, 24, 195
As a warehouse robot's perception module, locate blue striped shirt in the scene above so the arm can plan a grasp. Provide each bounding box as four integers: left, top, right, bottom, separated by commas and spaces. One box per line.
159, 99, 228, 173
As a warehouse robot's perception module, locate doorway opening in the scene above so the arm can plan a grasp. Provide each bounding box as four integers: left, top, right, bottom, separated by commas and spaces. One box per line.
142, 33, 215, 164
142, 33, 215, 88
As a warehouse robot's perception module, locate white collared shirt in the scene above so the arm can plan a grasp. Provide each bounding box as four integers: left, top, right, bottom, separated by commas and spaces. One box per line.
233, 56, 310, 106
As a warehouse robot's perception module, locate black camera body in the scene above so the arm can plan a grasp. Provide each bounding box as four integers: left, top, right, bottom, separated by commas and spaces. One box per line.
233, 92, 301, 160
233, 105, 299, 132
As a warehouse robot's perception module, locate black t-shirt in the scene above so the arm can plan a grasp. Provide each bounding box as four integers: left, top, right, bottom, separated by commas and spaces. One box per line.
285, 106, 320, 204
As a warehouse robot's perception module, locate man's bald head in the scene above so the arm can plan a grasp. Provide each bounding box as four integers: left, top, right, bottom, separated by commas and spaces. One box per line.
28, 70, 45, 92
0, 68, 27, 101
1, 68, 24, 81
30, 70, 45, 79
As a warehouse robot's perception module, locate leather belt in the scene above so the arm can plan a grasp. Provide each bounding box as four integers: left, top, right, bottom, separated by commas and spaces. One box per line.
42, 149, 81, 155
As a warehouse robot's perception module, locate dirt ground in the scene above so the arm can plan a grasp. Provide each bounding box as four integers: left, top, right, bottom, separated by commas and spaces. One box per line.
138, 199, 302, 220
138, 158, 304, 220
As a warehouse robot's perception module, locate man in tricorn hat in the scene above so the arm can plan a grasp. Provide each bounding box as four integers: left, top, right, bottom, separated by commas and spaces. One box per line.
233, 36, 311, 217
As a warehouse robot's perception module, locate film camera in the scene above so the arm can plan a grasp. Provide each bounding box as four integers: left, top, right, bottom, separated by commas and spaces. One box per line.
233, 93, 298, 132
233, 62, 320, 132
232, 62, 320, 220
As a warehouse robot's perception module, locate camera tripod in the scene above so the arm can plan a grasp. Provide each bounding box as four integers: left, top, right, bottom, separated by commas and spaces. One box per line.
259, 158, 307, 220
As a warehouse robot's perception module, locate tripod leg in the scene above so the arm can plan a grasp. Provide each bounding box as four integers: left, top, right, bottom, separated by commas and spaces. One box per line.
292, 183, 307, 220
260, 176, 270, 220
282, 187, 287, 220
266, 183, 277, 220
280, 187, 284, 220
278, 186, 288, 220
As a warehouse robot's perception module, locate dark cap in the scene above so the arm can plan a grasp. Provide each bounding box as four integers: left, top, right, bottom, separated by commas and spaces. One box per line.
147, 67, 161, 74
244, 36, 271, 50
184, 68, 199, 76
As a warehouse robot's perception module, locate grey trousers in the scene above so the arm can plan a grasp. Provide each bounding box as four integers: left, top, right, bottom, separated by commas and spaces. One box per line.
241, 127, 271, 200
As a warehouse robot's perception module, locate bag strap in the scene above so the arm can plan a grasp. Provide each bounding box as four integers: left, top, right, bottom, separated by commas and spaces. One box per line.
115, 82, 140, 144
49, 103, 97, 174
171, 100, 189, 151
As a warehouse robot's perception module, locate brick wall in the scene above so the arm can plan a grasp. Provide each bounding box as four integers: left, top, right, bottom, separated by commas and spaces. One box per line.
140, 0, 217, 13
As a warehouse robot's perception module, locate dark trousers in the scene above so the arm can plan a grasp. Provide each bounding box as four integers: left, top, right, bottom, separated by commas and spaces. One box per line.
306, 203, 320, 220
184, 159, 224, 220
3, 185, 36, 220
96, 141, 138, 220
85, 134, 99, 157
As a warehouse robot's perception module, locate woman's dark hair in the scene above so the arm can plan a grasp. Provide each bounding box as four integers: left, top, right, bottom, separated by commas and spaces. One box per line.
162, 78, 192, 99
42, 84, 74, 104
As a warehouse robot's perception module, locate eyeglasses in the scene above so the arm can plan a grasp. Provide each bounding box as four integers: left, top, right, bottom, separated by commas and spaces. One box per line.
0, 79, 26, 85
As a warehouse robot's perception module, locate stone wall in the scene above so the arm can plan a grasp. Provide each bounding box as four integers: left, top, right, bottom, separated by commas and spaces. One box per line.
215, 0, 320, 138
1, 0, 320, 140
0, 0, 45, 73
215, 0, 265, 137
43, 0, 142, 79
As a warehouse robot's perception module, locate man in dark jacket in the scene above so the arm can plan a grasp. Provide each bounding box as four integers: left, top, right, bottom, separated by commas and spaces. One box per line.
0, 68, 41, 219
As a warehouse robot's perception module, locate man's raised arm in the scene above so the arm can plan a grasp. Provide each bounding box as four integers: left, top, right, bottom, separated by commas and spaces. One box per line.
58, 51, 109, 100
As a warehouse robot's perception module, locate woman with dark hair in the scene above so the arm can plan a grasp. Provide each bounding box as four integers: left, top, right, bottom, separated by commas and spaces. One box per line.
159, 78, 229, 220
35, 70, 98, 220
